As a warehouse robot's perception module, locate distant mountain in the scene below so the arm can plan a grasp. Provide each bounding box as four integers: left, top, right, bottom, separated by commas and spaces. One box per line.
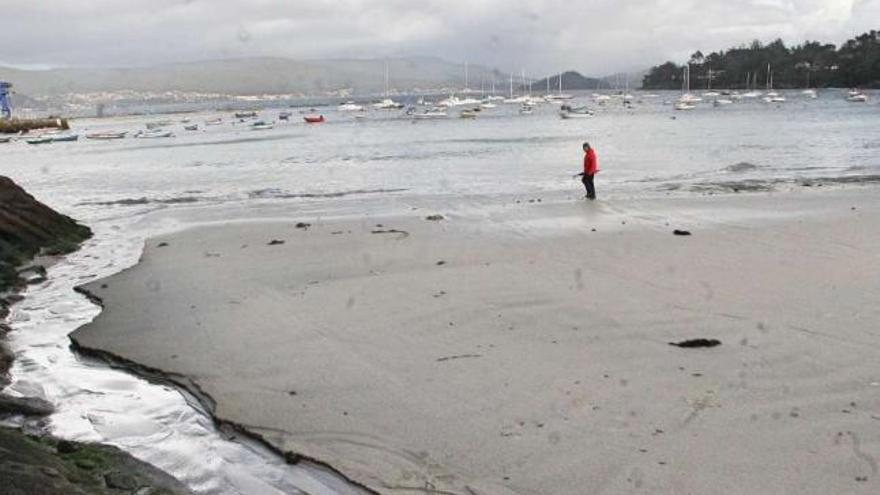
0, 57, 502, 97
525, 71, 611, 91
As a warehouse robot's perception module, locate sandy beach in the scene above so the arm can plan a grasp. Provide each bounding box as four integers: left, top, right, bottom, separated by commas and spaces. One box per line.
71, 189, 880, 494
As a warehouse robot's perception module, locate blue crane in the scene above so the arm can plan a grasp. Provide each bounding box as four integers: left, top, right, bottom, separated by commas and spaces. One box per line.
0, 82, 12, 119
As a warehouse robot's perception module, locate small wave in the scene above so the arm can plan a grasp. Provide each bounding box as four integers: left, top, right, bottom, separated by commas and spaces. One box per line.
721, 162, 762, 173
248, 187, 408, 199
77, 196, 201, 207
690, 179, 776, 193
83, 134, 299, 154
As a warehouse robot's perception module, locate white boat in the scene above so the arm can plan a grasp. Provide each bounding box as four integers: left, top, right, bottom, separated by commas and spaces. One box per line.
183, 124, 199, 131
459, 109, 479, 119
847, 90, 867, 102
518, 104, 534, 115
50, 133, 79, 142
763, 65, 785, 103
677, 65, 702, 107
742, 91, 762, 98
674, 101, 696, 111
480, 102, 497, 109
250, 121, 275, 130
703, 91, 721, 97
713, 99, 734, 106
205, 118, 223, 126
802, 89, 818, 99
413, 108, 448, 119
134, 129, 173, 139
594, 94, 611, 105
559, 106, 593, 119
25, 135, 54, 145
338, 101, 364, 112
86, 131, 127, 140
373, 98, 403, 109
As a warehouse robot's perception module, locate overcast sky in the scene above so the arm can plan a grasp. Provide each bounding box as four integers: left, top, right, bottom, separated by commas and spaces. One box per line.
2, 0, 878, 75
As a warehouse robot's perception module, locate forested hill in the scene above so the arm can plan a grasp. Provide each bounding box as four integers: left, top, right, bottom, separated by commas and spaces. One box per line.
525, 71, 611, 91
642, 30, 880, 90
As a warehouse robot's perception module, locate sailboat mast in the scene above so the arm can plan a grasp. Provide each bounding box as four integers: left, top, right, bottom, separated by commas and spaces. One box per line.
558, 72, 562, 94
384, 60, 389, 97
509, 73, 513, 98
464, 62, 469, 91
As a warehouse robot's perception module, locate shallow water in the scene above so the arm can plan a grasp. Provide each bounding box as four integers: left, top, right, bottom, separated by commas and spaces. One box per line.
1, 89, 878, 493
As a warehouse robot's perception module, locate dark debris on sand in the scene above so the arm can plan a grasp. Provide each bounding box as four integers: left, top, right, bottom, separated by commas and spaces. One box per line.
267, 239, 285, 246
673, 230, 692, 236
669, 338, 722, 348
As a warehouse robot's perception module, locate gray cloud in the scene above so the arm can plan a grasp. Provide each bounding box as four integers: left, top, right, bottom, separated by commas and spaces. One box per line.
1, 0, 877, 75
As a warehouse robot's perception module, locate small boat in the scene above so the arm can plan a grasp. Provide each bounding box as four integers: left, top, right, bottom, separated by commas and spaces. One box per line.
51, 133, 79, 142
304, 115, 325, 123
480, 102, 497, 109
459, 109, 479, 119
86, 131, 127, 140
180, 118, 191, 123
847, 90, 867, 102
250, 121, 274, 130
674, 101, 696, 111
519, 104, 534, 115
560, 105, 593, 119
205, 118, 223, 126
183, 124, 199, 131
338, 101, 364, 112
234, 111, 258, 119
145, 121, 172, 130
0, 136, 11, 144
372, 98, 404, 109
413, 108, 448, 119
135, 129, 173, 139
713, 99, 734, 106
278, 111, 292, 121
802, 89, 818, 99
26, 135, 54, 145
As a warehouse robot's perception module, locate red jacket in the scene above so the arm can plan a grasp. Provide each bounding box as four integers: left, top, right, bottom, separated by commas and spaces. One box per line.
583, 148, 598, 175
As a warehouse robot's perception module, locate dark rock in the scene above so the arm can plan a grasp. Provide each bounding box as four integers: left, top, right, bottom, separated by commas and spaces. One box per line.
105, 471, 140, 490
283, 451, 302, 464
0, 427, 192, 494
425, 214, 444, 221
0, 393, 55, 416
669, 338, 722, 348
56, 440, 78, 454
267, 239, 285, 246
673, 229, 692, 236
0, 176, 91, 293
294, 222, 311, 229
436, 260, 446, 266
157, 242, 169, 248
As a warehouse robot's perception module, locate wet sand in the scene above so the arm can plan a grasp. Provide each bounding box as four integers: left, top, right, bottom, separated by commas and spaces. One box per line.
72, 191, 880, 494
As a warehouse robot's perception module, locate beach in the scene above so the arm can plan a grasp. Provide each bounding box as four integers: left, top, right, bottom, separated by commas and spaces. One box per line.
70, 189, 880, 494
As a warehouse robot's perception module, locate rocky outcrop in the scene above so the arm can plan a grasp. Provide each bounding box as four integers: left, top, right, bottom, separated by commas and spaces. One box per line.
0, 426, 191, 495
0, 175, 91, 293
0, 179, 191, 493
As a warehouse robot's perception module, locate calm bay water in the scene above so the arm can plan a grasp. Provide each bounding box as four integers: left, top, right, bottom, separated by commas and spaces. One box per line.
1, 89, 878, 494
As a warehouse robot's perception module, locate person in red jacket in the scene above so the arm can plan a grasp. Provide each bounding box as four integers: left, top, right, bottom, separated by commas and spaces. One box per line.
579, 142, 598, 200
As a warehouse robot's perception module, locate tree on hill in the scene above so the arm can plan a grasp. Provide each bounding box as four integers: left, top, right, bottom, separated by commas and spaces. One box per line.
642, 30, 880, 89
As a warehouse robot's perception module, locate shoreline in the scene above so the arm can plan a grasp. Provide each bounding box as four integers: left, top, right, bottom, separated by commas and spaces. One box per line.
70, 188, 880, 494
68, 328, 377, 495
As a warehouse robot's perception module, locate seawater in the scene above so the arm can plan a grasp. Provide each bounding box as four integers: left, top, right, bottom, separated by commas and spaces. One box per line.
1, 89, 878, 494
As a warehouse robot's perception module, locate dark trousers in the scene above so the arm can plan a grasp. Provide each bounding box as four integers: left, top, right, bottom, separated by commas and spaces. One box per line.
582, 174, 596, 199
